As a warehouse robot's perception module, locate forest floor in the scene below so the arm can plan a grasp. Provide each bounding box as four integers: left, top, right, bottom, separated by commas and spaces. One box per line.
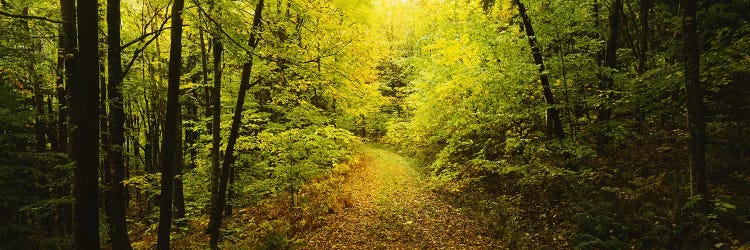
167, 145, 501, 249
295, 145, 502, 249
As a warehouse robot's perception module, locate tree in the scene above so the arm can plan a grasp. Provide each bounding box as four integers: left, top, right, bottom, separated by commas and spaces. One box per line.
156, 0, 185, 248
206, 24, 223, 236
514, 0, 565, 140
72, 0, 101, 248
202, 0, 225, 235
106, 0, 133, 248
58, 0, 77, 154
58, 0, 77, 235
683, 0, 707, 202
209, 0, 264, 246
597, 0, 621, 145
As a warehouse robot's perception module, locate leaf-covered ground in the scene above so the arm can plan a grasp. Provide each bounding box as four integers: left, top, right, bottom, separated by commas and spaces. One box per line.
296, 145, 502, 249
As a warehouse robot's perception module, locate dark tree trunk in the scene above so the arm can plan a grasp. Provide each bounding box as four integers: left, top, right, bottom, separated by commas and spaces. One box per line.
59, 0, 76, 234
514, 0, 565, 140
206, 36, 224, 235
597, 0, 621, 145
55, 14, 68, 153
209, 0, 264, 247
634, 0, 651, 130
191, 25, 206, 178
604, 0, 621, 84
106, 0, 133, 248
683, 0, 708, 202
72, 0, 101, 248
156, 0, 185, 248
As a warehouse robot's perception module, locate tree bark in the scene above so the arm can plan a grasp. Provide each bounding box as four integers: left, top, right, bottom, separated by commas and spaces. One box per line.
206, 36, 223, 234
683, 0, 708, 202
209, 0, 264, 247
106, 0, 133, 248
156, 0, 185, 248
58, 0, 76, 234
514, 0, 565, 140
72, 0, 101, 248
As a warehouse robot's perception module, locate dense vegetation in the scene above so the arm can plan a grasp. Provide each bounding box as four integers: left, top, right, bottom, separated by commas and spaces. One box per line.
0, 0, 748, 248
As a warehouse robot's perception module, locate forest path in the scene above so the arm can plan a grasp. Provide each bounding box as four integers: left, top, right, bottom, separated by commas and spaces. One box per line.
297, 145, 502, 249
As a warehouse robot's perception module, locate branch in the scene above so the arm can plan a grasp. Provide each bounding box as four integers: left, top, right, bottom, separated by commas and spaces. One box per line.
0, 10, 67, 24
191, 0, 277, 62
121, 26, 172, 50
121, 3, 172, 78
191, 0, 347, 69
121, 31, 160, 78
121, 15, 168, 79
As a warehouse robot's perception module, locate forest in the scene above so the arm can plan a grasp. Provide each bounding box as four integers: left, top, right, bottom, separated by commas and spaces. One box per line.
0, 0, 748, 248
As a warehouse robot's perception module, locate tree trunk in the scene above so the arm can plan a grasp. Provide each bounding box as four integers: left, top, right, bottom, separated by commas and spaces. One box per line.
514, 0, 565, 140
59, 0, 76, 235
156, 0, 185, 248
106, 0, 133, 248
206, 38, 223, 234
596, 0, 621, 146
683, 0, 708, 203
72, 0, 101, 248
199, 26, 212, 129
210, 0, 264, 247
55, 12, 68, 153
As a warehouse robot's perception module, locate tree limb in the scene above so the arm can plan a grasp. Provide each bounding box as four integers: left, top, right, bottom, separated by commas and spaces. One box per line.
191, 0, 276, 62
121, 26, 172, 50
0, 10, 67, 24
121, 3, 172, 78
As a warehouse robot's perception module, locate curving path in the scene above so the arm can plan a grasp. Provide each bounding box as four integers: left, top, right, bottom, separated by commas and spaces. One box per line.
297, 145, 502, 249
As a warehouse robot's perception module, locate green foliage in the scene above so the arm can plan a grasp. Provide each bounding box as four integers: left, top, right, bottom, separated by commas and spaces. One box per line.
0, 62, 73, 248
256, 220, 295, 250
2, 0, 750, 248
376, 0, 750, 248
249, 120, 359, 203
